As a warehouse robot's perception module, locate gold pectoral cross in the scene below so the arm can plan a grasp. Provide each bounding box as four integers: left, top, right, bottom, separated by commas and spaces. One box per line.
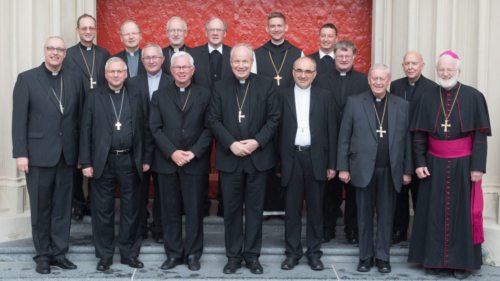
90, 77, 97, 89
441, 119, 451, 132
274, 74, 282, 86
238, 110, 245, 123
376, 125, 387, 138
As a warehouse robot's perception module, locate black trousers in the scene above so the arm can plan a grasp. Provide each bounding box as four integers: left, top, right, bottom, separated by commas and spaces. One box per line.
140, 170, 162, 236
344, 182, 358, 236
26, 157, 73, 261
356, 167, 396, 262
323, 177, 343, 235
72, 167, 89, 212
220, 158, 268, 261
158, 170, 205, 259
90, 153, 141, 260
284, 150, 324, 259
393, 176, 419, 237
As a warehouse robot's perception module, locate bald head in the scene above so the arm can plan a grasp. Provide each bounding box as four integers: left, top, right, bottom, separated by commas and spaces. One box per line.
402, 51, 424, 83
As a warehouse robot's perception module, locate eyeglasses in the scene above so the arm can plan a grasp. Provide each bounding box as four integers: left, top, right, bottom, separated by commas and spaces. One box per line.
45, 46, 66, 53
171, 65, 193, 71
207, 28, 224, 33
168, 29, 186, 34
121, 32, 141, 37
142, 56, 163, 61
106, 69, 127, 75
293, 69, 316, 75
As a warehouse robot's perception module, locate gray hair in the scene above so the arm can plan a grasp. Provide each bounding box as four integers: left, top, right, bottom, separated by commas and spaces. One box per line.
166, 16, 188, 32
170, 51, 194, 67
230, 43, 254, 60
105, 56, 128, 70
205, 17, 227, 32
141, 43, 163, 57
368, 63, 391, 79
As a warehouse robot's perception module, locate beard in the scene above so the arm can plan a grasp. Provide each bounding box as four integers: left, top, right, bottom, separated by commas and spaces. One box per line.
437, 75, 458, 90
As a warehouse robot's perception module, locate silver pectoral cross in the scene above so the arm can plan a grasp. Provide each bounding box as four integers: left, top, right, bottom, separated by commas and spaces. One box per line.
238, 110, 245, 123
59, 104, 64, 114
376, 125, 387, 138
90, 77, 97, 89
115, 121, 122, 130
441, 119, 451, 132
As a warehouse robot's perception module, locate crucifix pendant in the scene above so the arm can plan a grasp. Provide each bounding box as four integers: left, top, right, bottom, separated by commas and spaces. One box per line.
238, 110, 245, 123
441, 119, 451, 132
376, 125, 386, 138
274, 74, 282, 86
59, 104, 64, 114
115, 121, 122, 130
90, 77, 97, 89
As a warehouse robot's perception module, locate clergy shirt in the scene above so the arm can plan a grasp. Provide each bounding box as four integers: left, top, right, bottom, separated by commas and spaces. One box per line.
294, 85, 311, 146
319, 49, 335, 60
127, 50, 140, 78
147, 71, 162, 100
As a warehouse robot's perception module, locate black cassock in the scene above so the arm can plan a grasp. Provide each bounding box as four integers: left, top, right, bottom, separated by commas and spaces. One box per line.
408, 82, 491, 270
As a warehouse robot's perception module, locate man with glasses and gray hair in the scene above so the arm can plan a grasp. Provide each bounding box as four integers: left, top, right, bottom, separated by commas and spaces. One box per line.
162, 16, 191, 75
12, 36, 83, 274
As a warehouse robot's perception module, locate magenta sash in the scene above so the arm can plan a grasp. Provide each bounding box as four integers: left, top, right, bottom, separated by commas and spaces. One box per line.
428, 135, 484, 245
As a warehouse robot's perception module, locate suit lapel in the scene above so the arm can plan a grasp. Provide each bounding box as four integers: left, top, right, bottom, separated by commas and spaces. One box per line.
182, 85, 195, 113
36, 67, 62, 114
387, 94, 397, 148
362, 92, 378, 140
98, 88, 115, 130
62, 70, 73, 116
285, 90, 297, 124
221, 45, 231, 80
309, 88, 317, 128
128, 87, 137, 133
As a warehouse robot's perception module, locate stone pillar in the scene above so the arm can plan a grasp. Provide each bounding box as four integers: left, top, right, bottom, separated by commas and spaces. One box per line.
372, 0, 500, 266
0, 0, 97, 242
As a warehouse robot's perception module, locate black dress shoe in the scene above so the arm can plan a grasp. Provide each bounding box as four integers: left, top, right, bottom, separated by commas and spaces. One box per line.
35, 260, 50, 274
322, 231, 336, 243
281, 257, 299, 270
425, 267, 450, 276
392, 230, 407, 244
453, 269, 472, 280
308, 258, 324, 271
357, 258, 373, 272
96, 258, 112, 271
152, 234, 164, 244
186, 256, 201, 271
375, 258, 391, 273
160, 257, 183, 270
51, 257, 77, 269
222, 259, 241, 274
72, 208, 84, 221
121, 257, 144, 268
346, 232, 359, 244
245, 259, 263, 274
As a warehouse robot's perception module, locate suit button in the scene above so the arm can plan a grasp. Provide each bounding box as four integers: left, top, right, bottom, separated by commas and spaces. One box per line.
59, 132, 63, 136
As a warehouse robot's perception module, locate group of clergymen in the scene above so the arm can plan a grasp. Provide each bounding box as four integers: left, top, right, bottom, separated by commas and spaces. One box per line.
12, 10, 490, 280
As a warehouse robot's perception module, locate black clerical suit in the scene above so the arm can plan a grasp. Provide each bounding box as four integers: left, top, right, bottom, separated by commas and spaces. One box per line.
389, 75, 437, 242
279, 85, 337, 260
149, 82, 212, 260
65, 42, 110, 220
12, 63, 83, 262
255, 40, 301, 214
206, 74, 280, 262
114, 49, 146, 78
79, 84, 152, 261
161, 45, 191, 75
128, 72, 173, 240
315, 68, 370, 241
337, 91, 412, 262
309, 52, 335, 76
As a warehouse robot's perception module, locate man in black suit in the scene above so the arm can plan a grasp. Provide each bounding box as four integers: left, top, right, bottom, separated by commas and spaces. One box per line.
114, 20, 145, 78
162, 16, 191, 75
279, 57, 337, 271
80, 57, 152, 272
12, 36, 82, 274
337, 64, 412, 274
150, 51, 212, 271
390, 51, 437, 244
315, 40, 370, 244
190, 16, 233, 217
207, 43, 280, 275
128, 43, 173, 244
64, 13, 110, 221
309, 23, 338, 76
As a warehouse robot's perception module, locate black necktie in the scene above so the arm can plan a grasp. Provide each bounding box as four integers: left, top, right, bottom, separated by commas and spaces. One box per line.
320, 55, 334, 73
210, 50, 222, 81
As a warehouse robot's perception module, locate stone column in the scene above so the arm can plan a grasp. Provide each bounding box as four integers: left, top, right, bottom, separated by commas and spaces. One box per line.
372, 0, 500, 266
0, 0, 97, 242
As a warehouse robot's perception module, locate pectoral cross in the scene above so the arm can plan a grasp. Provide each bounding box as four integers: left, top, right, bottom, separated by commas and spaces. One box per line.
441, 119, 451, 132
59, 104, 64, 114
376, 125, 386, 138
274, 74, 282, 86
238, 110, 245, 123
90, 77, 97, 89
115, 121, 122, 130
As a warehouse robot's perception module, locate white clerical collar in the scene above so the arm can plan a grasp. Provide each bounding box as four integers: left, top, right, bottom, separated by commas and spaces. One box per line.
339, 72, 347, 76
294, 85, 311, 94
147, 71, 162, 79
208, 44, 223, 54
239, 79, 246, 84
52, 71, 59, 76
127, 49, 139, 56
319, 49, 335, 59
